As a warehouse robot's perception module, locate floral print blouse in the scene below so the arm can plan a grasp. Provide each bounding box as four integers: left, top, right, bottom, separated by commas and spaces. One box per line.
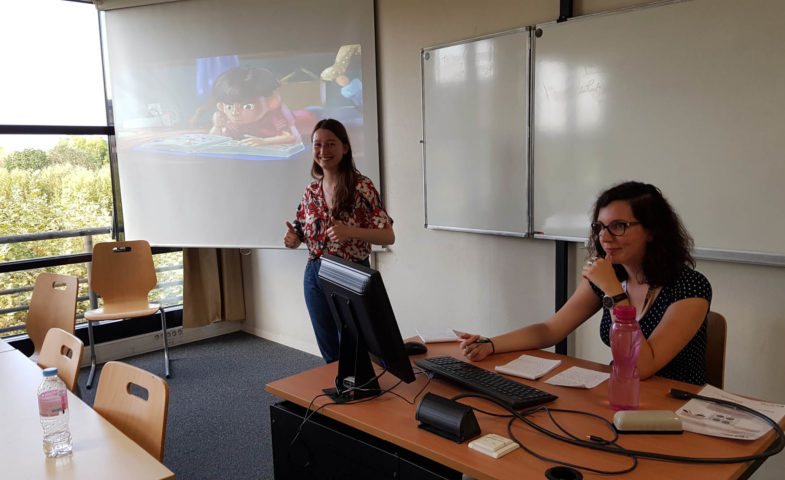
293, 175, 392, 261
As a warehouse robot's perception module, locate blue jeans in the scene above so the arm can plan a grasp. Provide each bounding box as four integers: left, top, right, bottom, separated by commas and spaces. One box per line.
303, 256, 370, 363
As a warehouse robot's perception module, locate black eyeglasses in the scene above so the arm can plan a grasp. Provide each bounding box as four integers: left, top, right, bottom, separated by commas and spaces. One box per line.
590, 220, 641, 237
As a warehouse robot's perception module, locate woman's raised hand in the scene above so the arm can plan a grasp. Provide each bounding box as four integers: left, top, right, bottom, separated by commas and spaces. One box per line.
581, 256, 620, 295
326, 220, 353, 243
284, 222, 301, 249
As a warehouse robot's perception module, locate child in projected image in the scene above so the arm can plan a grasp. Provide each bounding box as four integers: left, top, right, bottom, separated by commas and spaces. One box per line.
209, 66, 300, 146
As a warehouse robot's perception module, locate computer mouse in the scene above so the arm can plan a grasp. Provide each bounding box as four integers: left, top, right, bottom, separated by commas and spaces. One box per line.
404, 341, 428, 356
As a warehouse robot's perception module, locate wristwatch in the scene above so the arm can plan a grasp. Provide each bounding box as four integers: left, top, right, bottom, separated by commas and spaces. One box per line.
602, 292, 628, 309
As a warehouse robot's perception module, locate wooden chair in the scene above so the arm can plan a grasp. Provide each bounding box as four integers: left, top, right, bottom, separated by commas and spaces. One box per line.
37, 327, 84, 393
26, 273, 78, 362
94, 361, 169, 461
705, 311, 727, 389
84, 240, 170, 389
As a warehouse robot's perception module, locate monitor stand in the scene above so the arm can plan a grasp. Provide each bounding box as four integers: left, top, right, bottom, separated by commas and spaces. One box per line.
323, 295, 382, 403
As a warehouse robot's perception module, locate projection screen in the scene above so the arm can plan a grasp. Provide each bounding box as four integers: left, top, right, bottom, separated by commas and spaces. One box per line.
103, 0, 378, 248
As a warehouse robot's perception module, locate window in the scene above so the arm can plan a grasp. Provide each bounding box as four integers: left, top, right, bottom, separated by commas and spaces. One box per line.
0, 0, 183, 338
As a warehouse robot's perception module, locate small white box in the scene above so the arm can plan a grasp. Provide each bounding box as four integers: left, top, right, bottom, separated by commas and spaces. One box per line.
468, 433, 520, 459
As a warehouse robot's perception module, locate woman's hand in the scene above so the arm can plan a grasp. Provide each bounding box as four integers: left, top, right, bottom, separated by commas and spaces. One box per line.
581, 256, 622, 296
326, 220, 353, 243
458, 333, 493, 362
284, 222, 301, 249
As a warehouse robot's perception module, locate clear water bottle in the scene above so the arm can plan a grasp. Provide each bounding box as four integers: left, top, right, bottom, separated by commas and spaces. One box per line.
609, 305, 642, 411
37, 367, 72, 457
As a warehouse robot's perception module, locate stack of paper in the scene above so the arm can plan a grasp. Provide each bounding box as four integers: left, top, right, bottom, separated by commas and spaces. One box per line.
544, 366, 609, 389
676, 384, 785, 440
416, 328, 459, 343
494, 354, 562, 380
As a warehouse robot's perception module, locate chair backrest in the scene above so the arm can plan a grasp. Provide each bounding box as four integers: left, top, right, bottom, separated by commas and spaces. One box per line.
94, 361, 169, 461
37, 327, 84, 392
90, 240, 157, 314
26, 273, 78, 358
705, 311, 727, 389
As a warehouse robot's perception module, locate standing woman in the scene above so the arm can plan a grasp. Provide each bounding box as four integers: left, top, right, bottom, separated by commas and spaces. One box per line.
284, 119, 395, 363
459, 181, 712, 385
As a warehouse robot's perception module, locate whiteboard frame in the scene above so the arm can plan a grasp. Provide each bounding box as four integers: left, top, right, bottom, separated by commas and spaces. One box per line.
421, 27, 531, 238
534, 234, 785, 268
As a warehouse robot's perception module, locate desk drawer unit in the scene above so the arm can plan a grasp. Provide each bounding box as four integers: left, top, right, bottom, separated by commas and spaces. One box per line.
270, 401, 461, 479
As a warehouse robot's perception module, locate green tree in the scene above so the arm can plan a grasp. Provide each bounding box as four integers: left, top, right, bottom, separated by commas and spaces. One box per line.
4, 149, 50, 171
49, 137, 109, 170
0, 162, 183, 335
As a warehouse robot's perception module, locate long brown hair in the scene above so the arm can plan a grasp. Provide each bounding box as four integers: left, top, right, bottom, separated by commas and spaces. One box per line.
310, 119, 359, 220
587, 181, 694, 287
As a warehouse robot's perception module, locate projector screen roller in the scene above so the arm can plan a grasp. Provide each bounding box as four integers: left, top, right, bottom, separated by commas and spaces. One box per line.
104, 0, 379, 248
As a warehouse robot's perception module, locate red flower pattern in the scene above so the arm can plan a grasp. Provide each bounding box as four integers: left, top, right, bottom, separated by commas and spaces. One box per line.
293, 175, 392, 261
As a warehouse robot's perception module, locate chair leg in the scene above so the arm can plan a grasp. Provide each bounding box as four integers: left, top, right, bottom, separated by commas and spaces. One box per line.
160, 308, 170, 378
86, 320, 97, 389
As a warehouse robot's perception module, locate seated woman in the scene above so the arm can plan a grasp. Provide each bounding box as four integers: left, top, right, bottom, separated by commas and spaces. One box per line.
460, 181, 712, 385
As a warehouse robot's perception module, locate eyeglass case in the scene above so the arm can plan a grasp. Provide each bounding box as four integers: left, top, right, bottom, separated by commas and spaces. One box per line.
613, 410, 683, 434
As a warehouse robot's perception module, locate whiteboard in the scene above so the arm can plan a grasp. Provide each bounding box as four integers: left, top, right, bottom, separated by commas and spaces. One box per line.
422, 28, 529, 236
532, 0, 785, 263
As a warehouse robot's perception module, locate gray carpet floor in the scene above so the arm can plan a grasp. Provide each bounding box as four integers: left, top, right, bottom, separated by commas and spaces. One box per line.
77, 331, 323, 480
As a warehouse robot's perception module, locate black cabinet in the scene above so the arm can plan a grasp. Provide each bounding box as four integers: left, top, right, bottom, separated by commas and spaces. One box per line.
270, 401, 462, 480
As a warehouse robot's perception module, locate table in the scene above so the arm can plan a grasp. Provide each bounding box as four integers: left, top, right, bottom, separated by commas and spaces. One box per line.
1, 337, 16, 353
0, 347, 174, 480
266, 341, 784, 479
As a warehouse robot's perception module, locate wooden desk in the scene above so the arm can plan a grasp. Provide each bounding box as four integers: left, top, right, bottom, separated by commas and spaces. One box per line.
0, 348, 174, 480
267, 342, 784, 480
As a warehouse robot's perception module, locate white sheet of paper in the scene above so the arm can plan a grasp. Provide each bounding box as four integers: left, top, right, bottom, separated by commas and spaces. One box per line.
416, 328, 459, 343
544, 366, 609, 389
675, 384, 785, 440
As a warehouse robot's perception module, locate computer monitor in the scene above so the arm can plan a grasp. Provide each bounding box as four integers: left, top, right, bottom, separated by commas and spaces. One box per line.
318, 254, 416, 402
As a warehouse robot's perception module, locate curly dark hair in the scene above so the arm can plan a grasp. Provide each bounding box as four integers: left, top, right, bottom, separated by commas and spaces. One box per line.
587, 181, 694, 287
310, 119, 359, 221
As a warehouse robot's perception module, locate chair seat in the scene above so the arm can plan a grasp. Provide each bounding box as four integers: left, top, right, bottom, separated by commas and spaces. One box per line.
85, 303, 161, 322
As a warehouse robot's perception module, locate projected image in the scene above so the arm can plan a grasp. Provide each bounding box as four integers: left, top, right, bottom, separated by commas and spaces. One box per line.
113, 45, 363, 161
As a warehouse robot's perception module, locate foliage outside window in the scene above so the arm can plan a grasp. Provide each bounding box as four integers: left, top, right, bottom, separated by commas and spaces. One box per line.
0, 136, 184, 336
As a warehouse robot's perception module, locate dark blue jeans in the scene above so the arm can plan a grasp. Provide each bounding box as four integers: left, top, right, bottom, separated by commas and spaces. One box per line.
304, 256, 370, 363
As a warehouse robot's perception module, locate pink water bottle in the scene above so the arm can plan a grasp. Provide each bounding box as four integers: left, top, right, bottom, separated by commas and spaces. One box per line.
609, 305, 642, 410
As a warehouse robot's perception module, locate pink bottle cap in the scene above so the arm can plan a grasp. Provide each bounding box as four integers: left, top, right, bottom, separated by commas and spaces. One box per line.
613, 305, 636, 321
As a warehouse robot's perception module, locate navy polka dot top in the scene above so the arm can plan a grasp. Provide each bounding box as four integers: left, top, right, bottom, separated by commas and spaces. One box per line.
591, 267, 712, 386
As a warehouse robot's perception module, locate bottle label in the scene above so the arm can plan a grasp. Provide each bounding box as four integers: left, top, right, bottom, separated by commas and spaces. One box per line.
38, 390, 68, 417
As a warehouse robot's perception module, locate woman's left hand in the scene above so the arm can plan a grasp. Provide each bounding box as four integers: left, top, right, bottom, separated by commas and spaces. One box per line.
581, 257, 621, 294
326, 220, 353, 242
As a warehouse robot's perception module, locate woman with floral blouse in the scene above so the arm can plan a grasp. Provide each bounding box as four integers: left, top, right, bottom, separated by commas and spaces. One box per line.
284, 118, 395, 362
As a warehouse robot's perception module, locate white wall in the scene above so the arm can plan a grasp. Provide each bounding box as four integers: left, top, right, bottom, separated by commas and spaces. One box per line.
243, 1, 785, 477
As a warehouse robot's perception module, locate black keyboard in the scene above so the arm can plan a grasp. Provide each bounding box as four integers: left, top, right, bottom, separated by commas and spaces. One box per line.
414, 356, 557, 410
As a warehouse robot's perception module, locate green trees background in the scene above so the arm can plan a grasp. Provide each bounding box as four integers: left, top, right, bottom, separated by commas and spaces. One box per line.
0, 137, 182, 336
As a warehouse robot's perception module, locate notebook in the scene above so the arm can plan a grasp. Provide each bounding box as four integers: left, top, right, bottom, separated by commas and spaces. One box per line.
494, 354, 562, 380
